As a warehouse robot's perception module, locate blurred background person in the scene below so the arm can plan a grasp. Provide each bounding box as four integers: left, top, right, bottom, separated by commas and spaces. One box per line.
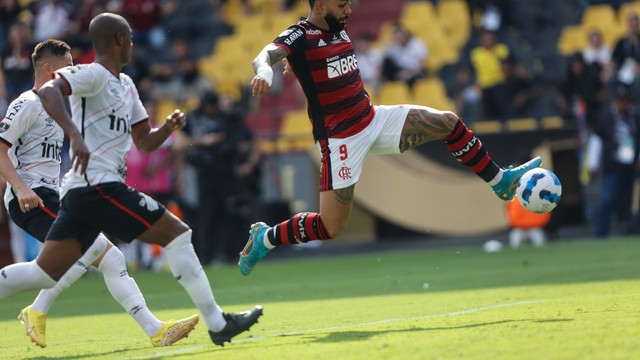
175, 91, 260, 265
1, 22, 33, 102
454, 27, 511, 119
483, 54, 541, 118
32, 0, 72, 43
582, 28, 612, 75
592, 83, 640, 237
354, 32, 383, 93
381, 22, 427, 87
607, 12, 640, 86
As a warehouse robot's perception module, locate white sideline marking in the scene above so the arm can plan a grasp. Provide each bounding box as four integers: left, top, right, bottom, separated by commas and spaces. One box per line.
122, 300, 546, 360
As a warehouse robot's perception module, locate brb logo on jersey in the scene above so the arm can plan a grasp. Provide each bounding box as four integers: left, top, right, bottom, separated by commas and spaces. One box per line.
326, 54, 358, 79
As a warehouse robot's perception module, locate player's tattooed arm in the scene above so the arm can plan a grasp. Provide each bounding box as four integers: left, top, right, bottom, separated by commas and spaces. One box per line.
399, 109, 457, 152
334, 185, 355, 204
252, 44, 288, 71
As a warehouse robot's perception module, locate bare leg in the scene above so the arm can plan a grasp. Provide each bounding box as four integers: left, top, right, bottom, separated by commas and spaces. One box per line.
398, 108, 458, 152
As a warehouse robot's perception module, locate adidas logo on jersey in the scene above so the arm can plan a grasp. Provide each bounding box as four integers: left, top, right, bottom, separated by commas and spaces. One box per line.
318, 39, 326, 47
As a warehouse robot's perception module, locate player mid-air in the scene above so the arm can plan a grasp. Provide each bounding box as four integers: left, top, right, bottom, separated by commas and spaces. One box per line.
239, 0, 541, 275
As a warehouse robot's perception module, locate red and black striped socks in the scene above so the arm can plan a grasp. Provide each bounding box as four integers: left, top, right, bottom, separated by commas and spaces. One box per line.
266, 212, 331, 246
444, 119, 501, 183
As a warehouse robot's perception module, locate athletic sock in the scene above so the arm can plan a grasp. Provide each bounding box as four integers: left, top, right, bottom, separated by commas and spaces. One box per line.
0, 260, 56, 298
266, 212, 331, 246
98, 244, 162, 337
31, 262, 87, 314
443, 119, 501, 182
164, 229, 226, 332
30, 234, 110, 312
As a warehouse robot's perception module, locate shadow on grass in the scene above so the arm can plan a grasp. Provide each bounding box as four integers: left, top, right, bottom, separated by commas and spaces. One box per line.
306, 318, 575, 343
20, 345, 149, 360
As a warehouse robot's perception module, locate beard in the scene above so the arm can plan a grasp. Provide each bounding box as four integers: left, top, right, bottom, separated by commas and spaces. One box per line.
325, 12, 345, 32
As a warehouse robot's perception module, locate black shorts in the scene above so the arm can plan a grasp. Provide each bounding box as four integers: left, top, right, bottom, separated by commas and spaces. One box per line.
47, 182, 166, 251
8, 186, 60, 242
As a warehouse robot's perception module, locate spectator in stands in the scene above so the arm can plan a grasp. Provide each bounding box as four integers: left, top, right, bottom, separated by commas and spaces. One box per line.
454, 28, 511, 118
120, 0, 166, 49
149, 38, 213, 102
582, 28, 611, 74
1, 22, 33, 102
175, 91, 259, 264
558, 52, 607, 126
607, 12, 640, 86
0, 0, 23, 55
483, 54, 541, 117
32, 0, 72, 42
592, 83, 640, 237
67, 0, 105, 51
354, 32, 383, 92
381, 22, 427, 87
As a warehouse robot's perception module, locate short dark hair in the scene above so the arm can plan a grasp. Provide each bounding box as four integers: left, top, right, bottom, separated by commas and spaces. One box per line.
31, 39, 71, 67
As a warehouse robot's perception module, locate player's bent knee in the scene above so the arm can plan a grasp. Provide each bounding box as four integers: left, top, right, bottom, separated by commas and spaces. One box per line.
442, 111, 460, 126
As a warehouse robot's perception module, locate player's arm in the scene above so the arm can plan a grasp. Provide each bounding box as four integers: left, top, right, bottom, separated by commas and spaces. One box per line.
38, 78, 90, 175
132, 109, 186, 153
251, 44, 289, 97
0, 141, 43, 212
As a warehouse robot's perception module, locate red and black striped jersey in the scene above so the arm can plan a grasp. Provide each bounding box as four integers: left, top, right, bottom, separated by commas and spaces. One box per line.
273, 19, 375, 140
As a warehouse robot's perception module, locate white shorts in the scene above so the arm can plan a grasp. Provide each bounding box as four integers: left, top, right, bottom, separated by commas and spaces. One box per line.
316, 105, 411, 191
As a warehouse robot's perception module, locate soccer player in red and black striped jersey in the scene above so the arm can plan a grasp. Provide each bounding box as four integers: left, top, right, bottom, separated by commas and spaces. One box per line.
239, 0, 542, 276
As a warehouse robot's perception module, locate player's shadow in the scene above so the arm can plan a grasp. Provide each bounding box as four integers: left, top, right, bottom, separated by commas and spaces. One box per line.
306, 318, 574, 343
23, 345, 150, 360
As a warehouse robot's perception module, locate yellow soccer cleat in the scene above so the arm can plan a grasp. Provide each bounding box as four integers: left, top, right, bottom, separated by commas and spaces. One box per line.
18, 305, 47, 348
150, 314, 199, 347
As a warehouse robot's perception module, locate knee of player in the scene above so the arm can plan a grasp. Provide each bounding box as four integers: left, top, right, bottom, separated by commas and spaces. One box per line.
323, 219, 345, 239
441, 111, 460, 128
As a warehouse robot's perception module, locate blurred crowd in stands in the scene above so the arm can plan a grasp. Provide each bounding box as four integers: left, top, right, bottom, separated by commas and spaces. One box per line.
1, 0, 640, 267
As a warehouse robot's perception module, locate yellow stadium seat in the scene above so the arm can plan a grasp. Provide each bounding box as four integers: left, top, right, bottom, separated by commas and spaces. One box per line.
505, 118, 538, 132
378, 81, 412, 105
279, 109, 314, 151
401, 1, 436, 27
582, 4, 617, 29
413, 78, 447, 101
471, 120, 503, 134
424, 39, 460, 74
558, 26, 588, 55
437, 0, 471, 49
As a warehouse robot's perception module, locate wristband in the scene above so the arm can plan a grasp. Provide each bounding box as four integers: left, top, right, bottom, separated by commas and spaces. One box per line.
256, 66, 273, 87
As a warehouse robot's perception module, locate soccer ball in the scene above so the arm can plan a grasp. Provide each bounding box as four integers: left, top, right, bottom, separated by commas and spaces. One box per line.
516, 168, 562, 213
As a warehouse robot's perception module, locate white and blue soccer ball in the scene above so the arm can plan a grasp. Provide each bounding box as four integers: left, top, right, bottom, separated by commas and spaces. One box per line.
516, 168, 562, 213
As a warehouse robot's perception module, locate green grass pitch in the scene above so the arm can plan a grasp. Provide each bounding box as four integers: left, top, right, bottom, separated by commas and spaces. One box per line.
1, 237, 638, 359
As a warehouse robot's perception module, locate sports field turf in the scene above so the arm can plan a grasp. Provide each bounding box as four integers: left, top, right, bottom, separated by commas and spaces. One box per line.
0, 236, 638, 359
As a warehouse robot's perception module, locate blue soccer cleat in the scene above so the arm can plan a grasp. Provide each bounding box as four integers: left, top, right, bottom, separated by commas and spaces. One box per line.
238, 222, 271, 276
492, 156, 542, 201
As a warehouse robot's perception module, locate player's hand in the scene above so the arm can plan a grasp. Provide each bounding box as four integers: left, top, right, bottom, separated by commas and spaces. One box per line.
282, 59, 291, 76
165, 109, 186, 132
16, 187, 44, 213
69, 133, 89, 175
251, 76, 271, 97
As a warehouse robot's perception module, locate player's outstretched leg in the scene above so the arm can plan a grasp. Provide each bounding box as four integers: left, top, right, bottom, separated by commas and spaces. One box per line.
491, 157, 542, 200
208, 306, 263, 346
150, 314, 200, 347
238, 222, 272, 276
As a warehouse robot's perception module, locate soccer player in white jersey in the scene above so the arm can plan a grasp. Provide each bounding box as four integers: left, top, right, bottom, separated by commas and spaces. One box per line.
0, 39, 200, 348
0, 13, 262, 346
